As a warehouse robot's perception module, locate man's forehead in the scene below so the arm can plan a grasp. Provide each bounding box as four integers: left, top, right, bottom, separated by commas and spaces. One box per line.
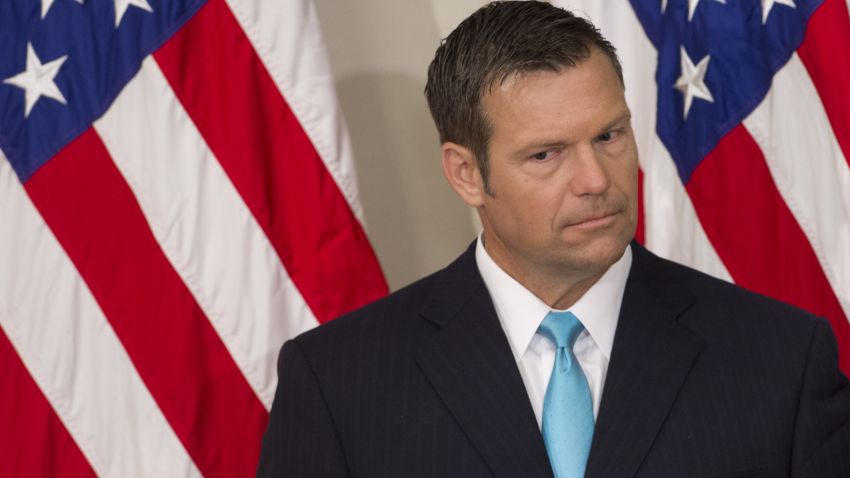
486, 58, 622, 106
482, 60, 630, 144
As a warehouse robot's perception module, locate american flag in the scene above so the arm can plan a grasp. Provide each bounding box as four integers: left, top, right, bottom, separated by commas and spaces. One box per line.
0, 0, 387, 476
555, 0, 850, 376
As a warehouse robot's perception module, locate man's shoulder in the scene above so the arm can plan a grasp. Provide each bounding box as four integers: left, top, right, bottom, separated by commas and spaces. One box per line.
290, 245, 480, 364
280, 253, 477, 387
301, 268, 440, 342
639, 246, 822, 341
295, 241, 480, 351
629, 246, 837, 407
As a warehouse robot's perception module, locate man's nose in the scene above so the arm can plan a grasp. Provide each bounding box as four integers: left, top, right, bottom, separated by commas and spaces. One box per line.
570, 145, 611, 196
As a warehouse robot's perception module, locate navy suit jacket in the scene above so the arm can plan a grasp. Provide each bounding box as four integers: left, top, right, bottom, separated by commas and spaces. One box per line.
257, 242, 850, 477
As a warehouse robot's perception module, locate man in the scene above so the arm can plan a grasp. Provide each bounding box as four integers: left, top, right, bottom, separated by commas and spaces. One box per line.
257, 2, 850, 477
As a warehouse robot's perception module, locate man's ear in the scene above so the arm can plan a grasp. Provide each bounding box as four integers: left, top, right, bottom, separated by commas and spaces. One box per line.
441, 142, 486, 208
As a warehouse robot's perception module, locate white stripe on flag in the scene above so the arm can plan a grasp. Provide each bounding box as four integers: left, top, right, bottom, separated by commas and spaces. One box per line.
94, 57, 320, 409
224, 0, 365, 224
642, 136, 733, 283
557, 0, 733, 282
0, 156, 200, 478
743, 53, 850, 318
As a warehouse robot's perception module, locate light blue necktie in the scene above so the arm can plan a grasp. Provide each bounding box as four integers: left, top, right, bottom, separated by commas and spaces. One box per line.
538, 311, 594, 478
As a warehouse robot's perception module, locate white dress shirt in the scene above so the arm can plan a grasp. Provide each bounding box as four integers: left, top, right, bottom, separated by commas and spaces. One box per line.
475, 236, 632, 428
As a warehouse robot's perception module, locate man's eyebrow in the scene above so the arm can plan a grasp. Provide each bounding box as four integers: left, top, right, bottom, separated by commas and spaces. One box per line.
511, 111, 633, 157
597, 111, 632, 135
512, 141, 569, 157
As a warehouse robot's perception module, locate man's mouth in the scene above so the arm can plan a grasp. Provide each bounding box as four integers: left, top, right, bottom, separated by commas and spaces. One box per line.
566, 211, 619, 229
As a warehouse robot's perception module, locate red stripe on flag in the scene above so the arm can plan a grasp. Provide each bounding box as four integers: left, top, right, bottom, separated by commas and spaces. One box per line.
686, 125, 850, 374
797, 0, 850, 171
24, 130, 269, 477
0, 326, 96, 478
153, 0, 388, 324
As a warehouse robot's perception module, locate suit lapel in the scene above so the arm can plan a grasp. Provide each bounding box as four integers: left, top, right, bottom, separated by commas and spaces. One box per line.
585, 244, 702, 478
415, 243, 554, 478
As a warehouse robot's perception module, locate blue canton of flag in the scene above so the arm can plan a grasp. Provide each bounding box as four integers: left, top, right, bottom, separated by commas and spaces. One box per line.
629, 0, 822, 183
0, 0, 204, 183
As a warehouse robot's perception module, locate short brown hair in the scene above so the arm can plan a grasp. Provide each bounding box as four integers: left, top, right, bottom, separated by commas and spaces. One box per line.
425, 1, 622, 193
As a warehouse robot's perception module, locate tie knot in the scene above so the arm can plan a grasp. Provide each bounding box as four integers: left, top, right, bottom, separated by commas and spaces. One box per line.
538, 311, 584, 349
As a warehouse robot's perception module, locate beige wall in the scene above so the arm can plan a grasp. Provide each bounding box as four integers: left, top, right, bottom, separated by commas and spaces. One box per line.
313, 0, 488, 290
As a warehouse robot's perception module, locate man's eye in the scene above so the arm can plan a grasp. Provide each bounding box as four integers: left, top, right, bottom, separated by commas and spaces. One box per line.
597, 130, 620, 142
531, 151, 552, 161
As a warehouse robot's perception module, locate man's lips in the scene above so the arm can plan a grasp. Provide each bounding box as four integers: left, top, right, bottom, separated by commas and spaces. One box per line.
565, 211, 619, 229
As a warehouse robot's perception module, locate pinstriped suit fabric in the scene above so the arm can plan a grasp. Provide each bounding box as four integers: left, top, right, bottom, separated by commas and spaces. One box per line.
258, 243, 850, 478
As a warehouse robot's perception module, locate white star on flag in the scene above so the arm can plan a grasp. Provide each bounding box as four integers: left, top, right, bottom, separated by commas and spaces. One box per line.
3, 42, 68, 118
41, 0, 84, 19
762, 0, 796, 23
686, 0, 727, 21
113, 0, 153, 27
674, 47, 714, 119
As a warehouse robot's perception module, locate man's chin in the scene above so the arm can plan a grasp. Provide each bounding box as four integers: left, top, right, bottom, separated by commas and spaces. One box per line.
552, 236, 630, 273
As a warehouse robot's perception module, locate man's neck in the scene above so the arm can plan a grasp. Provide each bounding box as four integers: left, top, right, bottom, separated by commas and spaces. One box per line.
481, 237, 607, 311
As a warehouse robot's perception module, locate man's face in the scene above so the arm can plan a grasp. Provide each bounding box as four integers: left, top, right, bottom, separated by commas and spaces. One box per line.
477, 49, 638, 283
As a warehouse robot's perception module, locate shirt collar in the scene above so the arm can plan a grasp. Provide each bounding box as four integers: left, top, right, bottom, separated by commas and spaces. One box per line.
475, 234, 632, 363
